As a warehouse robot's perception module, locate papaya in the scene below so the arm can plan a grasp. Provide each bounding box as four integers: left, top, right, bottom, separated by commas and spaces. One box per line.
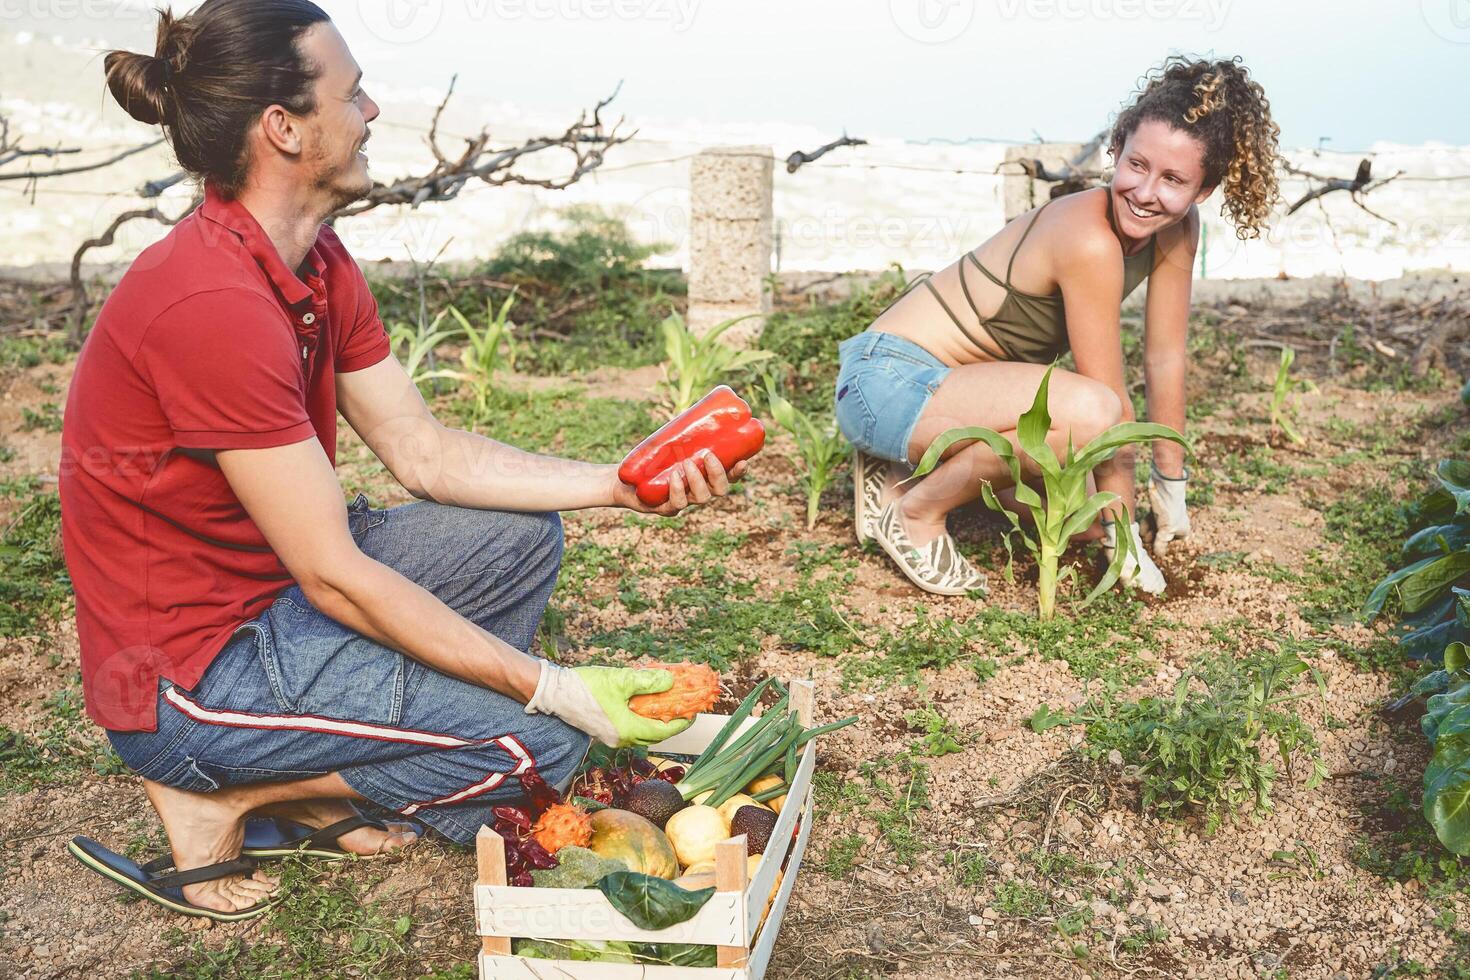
586, 808, 679, 879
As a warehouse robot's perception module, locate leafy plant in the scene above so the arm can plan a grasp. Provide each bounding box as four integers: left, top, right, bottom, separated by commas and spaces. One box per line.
445, 292, 519, 422
905, 704, 965, 757
1268, 346, 1316, 444
764, 378, 849, 529
1036, 650, 1329, 833
1415, 642, 1470, 854
657, 314, 773, 413
388, 310, 462, 390
912, 365, 1187, 620
1363, 459, 1470, 662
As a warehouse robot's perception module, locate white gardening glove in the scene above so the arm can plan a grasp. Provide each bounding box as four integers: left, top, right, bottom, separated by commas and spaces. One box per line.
1102, 519, 1166, 595
1147, 464, 1191, 556
524, 662, 690, 748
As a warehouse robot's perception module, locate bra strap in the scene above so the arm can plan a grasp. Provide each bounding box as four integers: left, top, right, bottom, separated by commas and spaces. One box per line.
920, 275, 1010, 362
955, 257, 1011, 361
1004, 198, 1053, 287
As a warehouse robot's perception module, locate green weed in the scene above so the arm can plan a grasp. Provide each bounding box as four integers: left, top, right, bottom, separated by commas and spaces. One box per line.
20, 402, 62, 432
1047, 649, 1329, 833
0, 479, 71, 635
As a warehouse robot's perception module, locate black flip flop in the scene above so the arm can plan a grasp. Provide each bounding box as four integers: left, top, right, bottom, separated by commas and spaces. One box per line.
241, 814, 422, 860
67, 836, 280, 922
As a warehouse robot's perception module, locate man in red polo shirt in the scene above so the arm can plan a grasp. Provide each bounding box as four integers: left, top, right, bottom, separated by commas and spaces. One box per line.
62, 1, 740, 918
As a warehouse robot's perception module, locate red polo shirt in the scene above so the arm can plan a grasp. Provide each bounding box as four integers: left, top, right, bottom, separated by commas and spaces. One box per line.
58, 183, 391, 731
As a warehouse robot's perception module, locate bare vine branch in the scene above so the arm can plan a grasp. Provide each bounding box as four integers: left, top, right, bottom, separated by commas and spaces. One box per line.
332, 82, 634, 218
785, 134, 867, 173
1283, 158, 1405, 224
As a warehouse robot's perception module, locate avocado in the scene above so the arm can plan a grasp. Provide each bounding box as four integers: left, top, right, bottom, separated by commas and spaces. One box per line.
729, 805, 778, 855
623, 778, 688, 828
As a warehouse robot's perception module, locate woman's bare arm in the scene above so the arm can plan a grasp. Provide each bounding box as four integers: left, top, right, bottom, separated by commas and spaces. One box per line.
1141, 205, 1199, 478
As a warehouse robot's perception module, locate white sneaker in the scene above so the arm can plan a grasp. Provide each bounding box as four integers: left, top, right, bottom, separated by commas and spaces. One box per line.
852, 449, 886, 545
872, 500, 988, 597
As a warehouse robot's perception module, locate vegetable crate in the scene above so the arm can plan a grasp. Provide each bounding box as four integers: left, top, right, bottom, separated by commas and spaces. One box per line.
475, 679, 819, 979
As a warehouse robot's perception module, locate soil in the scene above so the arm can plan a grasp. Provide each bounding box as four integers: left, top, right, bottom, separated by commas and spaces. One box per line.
1, 294, 1468, 980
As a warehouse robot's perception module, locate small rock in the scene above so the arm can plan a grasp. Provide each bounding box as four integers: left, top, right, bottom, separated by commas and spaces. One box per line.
1146, 882, 1172, 900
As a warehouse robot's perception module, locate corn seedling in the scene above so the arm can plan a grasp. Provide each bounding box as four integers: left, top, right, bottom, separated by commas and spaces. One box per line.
764, 377, 849, 529
912, 365, 1186, 621
658, 313, 774, 413
444, 292, 519, 422
1269, 347, 1316, 444
388, 311, 461, 390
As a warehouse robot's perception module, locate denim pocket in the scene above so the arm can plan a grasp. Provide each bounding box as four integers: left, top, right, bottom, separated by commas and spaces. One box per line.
152, 754, 221, 793
348, 493, 387, 538
260, 595, 408, 726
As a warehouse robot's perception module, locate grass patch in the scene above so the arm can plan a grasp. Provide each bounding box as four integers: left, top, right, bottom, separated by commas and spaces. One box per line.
451, 387, 652, 463
139, 858, 452, 979
20, 402, 62, 433
1299, 477, 1412, 635
588, 543, 860, 671
1, 679, 125, 794
370, 207, 684, 377
1, 478, 71, 635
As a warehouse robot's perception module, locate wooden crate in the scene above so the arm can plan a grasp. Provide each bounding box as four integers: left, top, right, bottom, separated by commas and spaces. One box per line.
476, 679, 818, 979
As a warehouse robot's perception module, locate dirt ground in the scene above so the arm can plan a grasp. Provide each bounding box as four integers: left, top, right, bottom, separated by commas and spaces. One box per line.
2, 288, 1468, 979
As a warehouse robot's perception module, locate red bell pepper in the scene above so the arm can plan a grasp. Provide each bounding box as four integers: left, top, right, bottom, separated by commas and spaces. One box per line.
619, 385, 766, 506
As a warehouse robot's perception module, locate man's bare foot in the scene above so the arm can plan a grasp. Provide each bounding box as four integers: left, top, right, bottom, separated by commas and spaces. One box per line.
143, 780, 279, 914
255, 798, 417, 856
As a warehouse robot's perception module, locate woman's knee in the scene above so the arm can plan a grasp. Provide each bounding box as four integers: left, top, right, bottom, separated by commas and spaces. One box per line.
1056, 377, 1123, 441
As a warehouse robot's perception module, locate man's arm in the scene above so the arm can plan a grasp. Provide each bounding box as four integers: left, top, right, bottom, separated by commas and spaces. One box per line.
217, 436, 541, 700
336, 357, 738, 514
1140, 205, 1198, 479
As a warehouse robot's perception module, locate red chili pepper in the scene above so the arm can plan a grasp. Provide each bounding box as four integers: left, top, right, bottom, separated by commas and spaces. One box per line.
492, 805, 532, 831
518, 770, 562, 817
618, 386, 765, 506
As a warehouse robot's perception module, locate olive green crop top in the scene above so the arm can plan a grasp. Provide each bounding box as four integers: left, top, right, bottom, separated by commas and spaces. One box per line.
912, 193, 1157, 364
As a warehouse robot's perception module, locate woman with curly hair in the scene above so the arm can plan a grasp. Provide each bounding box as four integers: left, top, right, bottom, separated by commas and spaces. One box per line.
836, 56, 1280, 596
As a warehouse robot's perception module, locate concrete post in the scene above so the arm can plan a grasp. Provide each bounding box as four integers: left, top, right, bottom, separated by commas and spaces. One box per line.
687, 145, 774, 347
1002, 142, 1095, 222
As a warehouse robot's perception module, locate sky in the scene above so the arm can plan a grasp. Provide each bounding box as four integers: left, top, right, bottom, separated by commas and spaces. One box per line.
11, 0, 1469, 150
329, 0, 1464, 150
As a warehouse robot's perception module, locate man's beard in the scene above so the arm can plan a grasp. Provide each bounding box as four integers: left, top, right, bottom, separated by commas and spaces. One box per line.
311, 148, 373, 215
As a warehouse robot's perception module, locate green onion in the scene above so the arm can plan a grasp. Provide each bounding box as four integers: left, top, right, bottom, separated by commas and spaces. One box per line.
750, 782, 789, 803
685, 694, 789, 783
709, 717, 801, 807
691, 676, 772, 768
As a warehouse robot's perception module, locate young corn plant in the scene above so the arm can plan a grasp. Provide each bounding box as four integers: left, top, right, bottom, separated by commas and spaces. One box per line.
1268, 346, 1316, 444
388, 311, 461, 390
911, 365, 1186, 621
445, 292, 519, 422
657, 313, 773, 413
764, 378, 849, 529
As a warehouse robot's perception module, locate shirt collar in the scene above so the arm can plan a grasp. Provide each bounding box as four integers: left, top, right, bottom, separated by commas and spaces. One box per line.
200, 182, 319, 307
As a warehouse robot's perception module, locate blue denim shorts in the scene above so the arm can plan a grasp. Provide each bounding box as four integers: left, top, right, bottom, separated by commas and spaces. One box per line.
106, 495, 591, 845
834, 332, 952, 464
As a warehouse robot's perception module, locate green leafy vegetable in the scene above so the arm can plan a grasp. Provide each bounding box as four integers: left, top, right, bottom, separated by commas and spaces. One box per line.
1422, 642, 1470, 854
513, 938, 637, 962
597, 871, 715, 930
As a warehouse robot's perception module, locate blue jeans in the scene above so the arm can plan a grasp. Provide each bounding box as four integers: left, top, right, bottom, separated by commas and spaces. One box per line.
106, 495, 591, 845
834, 331, 952, 464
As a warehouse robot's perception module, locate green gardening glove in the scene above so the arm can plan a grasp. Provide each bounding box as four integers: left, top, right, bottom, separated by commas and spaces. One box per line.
524, 662, 692, 748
